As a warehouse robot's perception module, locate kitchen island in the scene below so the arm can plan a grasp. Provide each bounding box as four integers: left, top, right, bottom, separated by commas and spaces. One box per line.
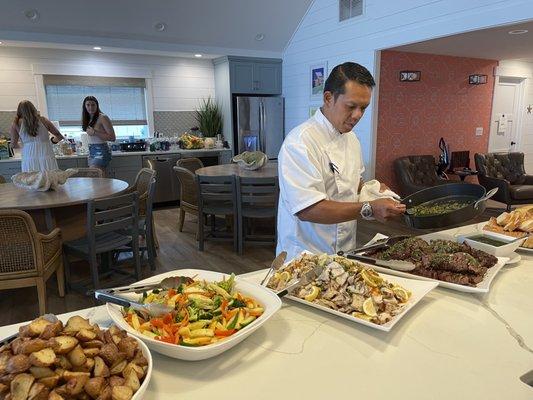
0, 223, 531, 399
0, 148, 233, 185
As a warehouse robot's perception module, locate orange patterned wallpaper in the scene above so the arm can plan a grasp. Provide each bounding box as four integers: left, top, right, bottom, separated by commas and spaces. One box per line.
375, 50, 497, 191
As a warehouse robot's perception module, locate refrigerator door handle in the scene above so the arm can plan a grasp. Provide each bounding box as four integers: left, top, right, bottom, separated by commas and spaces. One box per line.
257, 100, 265, 152
260, 100, 266, 154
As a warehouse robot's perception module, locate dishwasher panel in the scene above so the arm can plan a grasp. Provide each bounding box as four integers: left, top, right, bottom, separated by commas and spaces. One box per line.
142, 154, 181, 203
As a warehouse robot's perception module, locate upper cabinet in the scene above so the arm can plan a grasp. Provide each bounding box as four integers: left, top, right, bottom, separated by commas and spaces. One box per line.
217, 56, 282, 95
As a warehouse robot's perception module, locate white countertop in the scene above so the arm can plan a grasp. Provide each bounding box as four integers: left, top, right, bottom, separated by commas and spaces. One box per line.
0, 148, 231, 163
1, 223, 532, 399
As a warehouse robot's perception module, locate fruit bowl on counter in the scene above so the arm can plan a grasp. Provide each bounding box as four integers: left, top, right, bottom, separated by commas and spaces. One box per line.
178, 133, 205, 150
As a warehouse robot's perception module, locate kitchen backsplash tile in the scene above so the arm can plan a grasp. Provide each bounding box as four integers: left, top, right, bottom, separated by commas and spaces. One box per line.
0, 112, 16, 137
154, 111, 197, 136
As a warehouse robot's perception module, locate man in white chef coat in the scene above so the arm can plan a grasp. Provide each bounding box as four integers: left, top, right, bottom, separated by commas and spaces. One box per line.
277, 62, 405, 259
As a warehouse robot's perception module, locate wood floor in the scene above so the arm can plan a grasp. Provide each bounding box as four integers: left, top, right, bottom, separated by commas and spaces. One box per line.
0, 202, 504, 326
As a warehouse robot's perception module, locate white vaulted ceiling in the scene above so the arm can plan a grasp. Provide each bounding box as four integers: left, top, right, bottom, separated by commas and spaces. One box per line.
0, 0, 313, 57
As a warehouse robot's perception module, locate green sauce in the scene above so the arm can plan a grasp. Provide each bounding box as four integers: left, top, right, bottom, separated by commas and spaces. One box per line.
467, 235, 509, 247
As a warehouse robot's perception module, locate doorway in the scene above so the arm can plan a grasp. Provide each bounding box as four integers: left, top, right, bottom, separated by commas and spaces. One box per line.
488, 76, 526, 166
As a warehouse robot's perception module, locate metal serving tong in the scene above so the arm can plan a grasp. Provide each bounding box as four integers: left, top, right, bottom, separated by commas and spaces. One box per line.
342, 235, 416, 272
93, 276, 188, 318
277, 265, 323, 298
261, 251, 287, 286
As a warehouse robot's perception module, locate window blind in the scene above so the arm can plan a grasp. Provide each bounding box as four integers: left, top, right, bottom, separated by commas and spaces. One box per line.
44, 75, 147, 126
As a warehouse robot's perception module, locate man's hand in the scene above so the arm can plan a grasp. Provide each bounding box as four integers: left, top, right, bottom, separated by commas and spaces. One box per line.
370, 198, 406, 222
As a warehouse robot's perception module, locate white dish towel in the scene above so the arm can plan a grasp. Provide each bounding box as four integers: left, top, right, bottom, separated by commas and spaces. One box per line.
359, 179, 401, 202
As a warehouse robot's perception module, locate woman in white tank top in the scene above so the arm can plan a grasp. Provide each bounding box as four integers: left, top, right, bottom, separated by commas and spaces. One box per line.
10, 100, 64, 172
82, 96, 116, 175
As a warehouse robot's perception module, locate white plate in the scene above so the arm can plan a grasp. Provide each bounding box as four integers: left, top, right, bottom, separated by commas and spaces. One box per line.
242, 267, 438, 333
363, 233, 508, 293
106, 269, 282, 361
505, 252, 521, 265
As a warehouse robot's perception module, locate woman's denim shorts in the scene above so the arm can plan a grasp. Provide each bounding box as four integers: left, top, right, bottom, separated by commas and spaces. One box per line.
88, 143, 112, 168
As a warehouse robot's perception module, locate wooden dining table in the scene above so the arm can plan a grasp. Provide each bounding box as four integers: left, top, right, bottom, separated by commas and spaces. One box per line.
0, 177, 129, 240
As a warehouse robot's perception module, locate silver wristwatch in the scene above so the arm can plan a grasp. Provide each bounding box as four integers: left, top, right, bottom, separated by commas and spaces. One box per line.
360, 202, 373, 220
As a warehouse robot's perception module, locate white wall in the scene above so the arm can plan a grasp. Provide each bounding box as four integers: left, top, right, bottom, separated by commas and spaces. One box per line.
0, 46, 215, 112
283, 0, 533, 179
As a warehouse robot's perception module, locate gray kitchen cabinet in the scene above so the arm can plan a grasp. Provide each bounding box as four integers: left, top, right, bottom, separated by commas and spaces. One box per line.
230, 61, 255, 93
220, 56, 282, 95
57, 158, 78, 170
108, 155, 142, 185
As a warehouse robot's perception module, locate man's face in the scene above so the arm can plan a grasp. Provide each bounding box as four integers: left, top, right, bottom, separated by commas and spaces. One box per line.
322, 80, 372, 133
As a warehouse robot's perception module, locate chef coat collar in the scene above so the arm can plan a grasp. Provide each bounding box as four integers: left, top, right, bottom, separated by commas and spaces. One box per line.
313, 107, 344, 141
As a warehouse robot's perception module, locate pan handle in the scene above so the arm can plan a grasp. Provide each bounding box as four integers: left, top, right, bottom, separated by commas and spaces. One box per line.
474, 187, 498, 209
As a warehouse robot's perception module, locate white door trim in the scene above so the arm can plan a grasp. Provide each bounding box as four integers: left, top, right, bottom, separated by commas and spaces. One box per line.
488, 75, 526, 153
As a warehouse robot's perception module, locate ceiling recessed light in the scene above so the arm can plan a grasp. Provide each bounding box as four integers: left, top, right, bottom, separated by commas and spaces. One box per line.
255, 33, 265, 41
24, 9, 39, 21
93, 46, 102, 50
508, 29, 528, 35
194, 54, 202, 58
154, 22, 166, 32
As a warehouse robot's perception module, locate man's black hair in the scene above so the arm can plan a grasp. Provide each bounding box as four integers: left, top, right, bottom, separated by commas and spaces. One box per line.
324, 62, 375, 100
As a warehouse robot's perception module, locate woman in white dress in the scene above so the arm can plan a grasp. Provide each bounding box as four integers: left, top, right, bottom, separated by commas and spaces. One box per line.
10, 100, 64, 172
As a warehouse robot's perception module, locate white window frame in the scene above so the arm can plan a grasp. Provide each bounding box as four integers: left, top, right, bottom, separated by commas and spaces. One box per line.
32, 63, 155, 136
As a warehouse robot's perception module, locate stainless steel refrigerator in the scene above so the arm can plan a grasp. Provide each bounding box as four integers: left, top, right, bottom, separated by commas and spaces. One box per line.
235, 96, 284, 159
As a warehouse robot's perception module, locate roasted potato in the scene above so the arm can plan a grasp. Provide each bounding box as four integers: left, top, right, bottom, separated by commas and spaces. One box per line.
98, 344, 119, 366
39, 321, 63, 340
27, 382, 49, 400
2, 318, 145, 399
108, 376, 125, 387
50, 336, 79, 355
76, 329, 97, 342
84, 377, 106, 399
28, 367, 55, 379
93, 357, 110, 378
16, 339, 48, 356
64, 317, 93, 335
6, 355, 30, 374
111, 385, 133, 400
10, 373, 34, 400
67, 345, 86, 367
37, 374, 59, 389
28, 349, 55, 367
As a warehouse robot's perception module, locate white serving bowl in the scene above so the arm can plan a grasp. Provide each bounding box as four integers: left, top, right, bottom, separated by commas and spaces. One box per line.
106, 269, 282, 361
131, 334, 153, 400
458, 232, 525, 257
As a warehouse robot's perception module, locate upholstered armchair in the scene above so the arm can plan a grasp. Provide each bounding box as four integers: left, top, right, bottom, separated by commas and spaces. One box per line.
394, 155, 450, 197
475, 152, 533, 211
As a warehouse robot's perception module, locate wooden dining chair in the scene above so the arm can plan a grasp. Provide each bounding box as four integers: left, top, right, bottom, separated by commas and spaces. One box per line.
173, 166, 200, 236
235, 176, 279, 255
176, 157, 204, 173
0, 209, 64, 315
71, 168, 103, 178
197, 175, 238, 252
63, 192, 140, 290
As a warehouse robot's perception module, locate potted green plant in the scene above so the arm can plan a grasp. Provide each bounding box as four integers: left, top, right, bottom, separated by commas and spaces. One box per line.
195, 98, 223, 138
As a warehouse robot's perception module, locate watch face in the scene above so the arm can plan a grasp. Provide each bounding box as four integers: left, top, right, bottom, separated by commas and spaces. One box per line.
361, 203, 372, 218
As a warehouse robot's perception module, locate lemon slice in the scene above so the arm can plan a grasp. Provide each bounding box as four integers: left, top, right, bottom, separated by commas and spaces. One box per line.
392, 286, 411, 303
362, 298, 377, 317
279, 271, 291, 283
304, 286, 320, 302
351, 311, 373, 321
360, 270, 381, 287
